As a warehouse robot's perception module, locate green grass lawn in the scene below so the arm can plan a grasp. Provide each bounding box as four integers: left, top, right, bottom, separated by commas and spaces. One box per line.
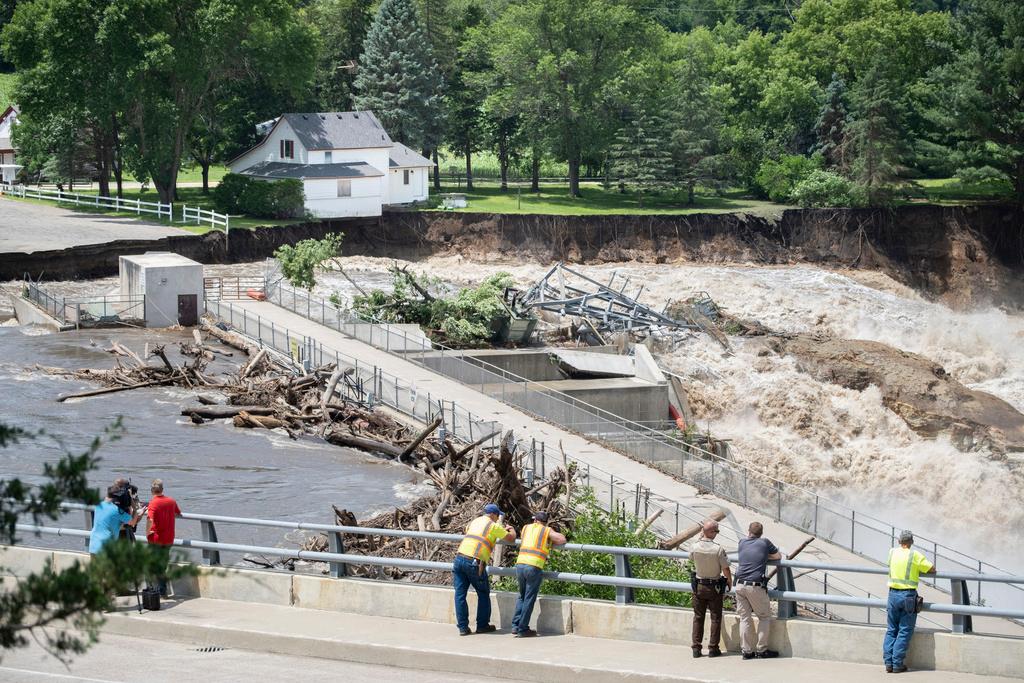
910, 177, 1014, 204
427, 181, 788, 216
0, 72, 15, 111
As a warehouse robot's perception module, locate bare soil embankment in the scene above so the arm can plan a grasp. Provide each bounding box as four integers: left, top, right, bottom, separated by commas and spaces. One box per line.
4, 205, 1022, 309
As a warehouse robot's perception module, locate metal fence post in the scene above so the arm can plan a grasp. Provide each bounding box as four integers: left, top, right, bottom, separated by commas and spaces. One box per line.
614, 553, 635, 605
328, 531, 349, 578
950, 579, 974, 634
200, 520, 221, 566
850, 510, 856, 552
775, 565, 798, 619
82, 508, 95, 550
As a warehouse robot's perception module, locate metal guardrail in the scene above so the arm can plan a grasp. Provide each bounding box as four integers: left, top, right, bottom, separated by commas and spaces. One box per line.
203, 277, 267, 302
3, 183, 172, 220
18, 515, 1024, 633
22, 282, 145, 328
263, 281, 1024, 613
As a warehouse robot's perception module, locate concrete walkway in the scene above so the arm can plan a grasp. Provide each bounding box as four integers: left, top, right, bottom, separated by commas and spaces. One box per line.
1, 629, 510, 683
226, 298, 1020, 636
97, 597, 1011, 683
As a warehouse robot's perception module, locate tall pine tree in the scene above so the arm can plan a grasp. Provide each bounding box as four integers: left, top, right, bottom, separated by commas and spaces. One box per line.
846, 62, 906, 206
814, 73, 849, 171
610, 110, 672, 208
353, 0, 443, 150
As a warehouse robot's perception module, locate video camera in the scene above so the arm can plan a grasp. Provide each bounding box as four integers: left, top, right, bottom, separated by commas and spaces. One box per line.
111, 481, 140, 514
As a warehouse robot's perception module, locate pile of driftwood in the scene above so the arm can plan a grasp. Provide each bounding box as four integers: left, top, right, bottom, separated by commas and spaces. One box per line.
283, 433, 577, 582
44, 319, 578, 579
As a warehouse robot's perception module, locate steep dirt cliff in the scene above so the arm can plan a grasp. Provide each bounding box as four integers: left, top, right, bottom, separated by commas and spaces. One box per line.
5, 205, 1022, 309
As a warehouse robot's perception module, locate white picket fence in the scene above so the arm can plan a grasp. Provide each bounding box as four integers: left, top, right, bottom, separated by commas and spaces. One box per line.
0, 182, 173, 220
2, 181, 232, 243
181, 204, 230, 231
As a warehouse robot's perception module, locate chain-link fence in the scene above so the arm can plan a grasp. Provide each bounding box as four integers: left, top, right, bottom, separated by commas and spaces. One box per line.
259, 281, 1024, 612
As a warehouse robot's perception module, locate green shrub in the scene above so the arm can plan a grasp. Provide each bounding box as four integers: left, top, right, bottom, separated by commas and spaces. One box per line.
213, 174, 306, 218
495, 490, 692, 607
212, 173, 250, 213
791, 170, 858, 208
754, 154, 821, 203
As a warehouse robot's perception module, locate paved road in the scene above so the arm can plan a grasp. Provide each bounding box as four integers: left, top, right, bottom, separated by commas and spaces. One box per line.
0, 630, 519, 683
0, 197, 192, 254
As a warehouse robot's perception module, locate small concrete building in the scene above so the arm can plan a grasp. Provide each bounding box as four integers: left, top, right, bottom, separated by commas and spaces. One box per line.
119, 252, 204, 327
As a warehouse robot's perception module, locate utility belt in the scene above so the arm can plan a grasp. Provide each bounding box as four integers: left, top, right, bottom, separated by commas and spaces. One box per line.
736, 579, 766, 588
690, 571, 728, 595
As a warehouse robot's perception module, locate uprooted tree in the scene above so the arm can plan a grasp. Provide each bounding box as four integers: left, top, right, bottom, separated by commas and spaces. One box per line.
352, 266, 519, 347
274, 232, 345, 291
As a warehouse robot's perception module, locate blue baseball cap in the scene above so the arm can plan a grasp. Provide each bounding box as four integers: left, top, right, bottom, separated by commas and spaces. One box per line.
483, 503, 503, 516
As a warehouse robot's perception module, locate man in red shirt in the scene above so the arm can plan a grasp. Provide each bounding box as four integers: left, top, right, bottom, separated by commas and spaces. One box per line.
146, 479, 182, 597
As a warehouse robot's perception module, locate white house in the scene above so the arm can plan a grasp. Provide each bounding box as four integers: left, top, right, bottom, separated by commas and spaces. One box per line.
227, 111, 433, 218
0, 106, 22, 184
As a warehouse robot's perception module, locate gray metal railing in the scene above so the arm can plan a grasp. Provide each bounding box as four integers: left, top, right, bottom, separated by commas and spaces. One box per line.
203, 297, 724, 548
262, 281, 1024, 612
17, 515, 1024, 634
23, 282, 145, 328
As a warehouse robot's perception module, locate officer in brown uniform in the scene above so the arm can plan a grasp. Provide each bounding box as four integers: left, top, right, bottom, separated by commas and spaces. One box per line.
689, 519, 732, 658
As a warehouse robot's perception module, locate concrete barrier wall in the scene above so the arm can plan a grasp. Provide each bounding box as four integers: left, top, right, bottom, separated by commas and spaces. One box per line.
2, 546, 1020, 678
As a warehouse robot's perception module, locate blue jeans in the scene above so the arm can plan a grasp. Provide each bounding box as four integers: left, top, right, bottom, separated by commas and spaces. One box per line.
453, 555, 491, 631
883, 589, 919, 668
512, 564, 543, 633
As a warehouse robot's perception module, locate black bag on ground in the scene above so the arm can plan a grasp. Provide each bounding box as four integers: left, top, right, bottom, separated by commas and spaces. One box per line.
141, 587, 161, 611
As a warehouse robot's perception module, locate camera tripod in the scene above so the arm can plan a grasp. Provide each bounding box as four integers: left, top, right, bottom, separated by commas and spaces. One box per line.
122, 525, 144, 613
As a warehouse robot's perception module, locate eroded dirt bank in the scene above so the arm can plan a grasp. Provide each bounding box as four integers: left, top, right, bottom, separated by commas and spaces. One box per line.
5, 205, 1022, 308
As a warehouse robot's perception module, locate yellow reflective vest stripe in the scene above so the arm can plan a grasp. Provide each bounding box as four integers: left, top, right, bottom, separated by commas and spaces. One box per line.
888, 547, 919, 589
457, 516, 496, 562
516, 522, 552, 569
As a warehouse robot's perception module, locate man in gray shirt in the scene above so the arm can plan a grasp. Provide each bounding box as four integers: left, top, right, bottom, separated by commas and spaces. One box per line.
734, 521, 782, 659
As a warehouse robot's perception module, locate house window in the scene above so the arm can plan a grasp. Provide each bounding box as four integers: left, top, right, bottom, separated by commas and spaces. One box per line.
279, 139, 294, 159
337, 179, 351, 197
324, 151, 332, 163
403, 169, 410, 185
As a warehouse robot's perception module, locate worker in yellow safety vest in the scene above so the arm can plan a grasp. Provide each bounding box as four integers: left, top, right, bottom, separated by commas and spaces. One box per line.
453, 503, 516, 636
882, 530, 935, 673
511, 511, 566, 637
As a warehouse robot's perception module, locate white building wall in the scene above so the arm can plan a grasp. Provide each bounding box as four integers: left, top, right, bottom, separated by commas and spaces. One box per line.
302, 176, 382, 217
228, 120, 307, 172
142, 264, 204, 327
387, 166, 430, 204
307, 147, 390, 200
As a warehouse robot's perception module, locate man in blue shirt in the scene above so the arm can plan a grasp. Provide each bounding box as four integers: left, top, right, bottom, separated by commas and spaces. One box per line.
89, 484, 142, 555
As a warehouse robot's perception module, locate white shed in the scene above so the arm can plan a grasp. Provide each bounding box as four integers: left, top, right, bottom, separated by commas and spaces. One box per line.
119, 252, 204, 327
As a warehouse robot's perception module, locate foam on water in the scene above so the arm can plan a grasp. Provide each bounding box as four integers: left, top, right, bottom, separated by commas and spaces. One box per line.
344, 256, 1024, 568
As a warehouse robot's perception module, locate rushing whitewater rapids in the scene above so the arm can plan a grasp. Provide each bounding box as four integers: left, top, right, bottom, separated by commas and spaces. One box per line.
8, 256, 1022, 570
305, 255, 1024, 571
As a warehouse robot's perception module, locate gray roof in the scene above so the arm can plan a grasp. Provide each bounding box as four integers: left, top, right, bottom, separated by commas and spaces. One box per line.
389, 142, 434, 168
240, 161, 384, 180
282, 111, 392, 150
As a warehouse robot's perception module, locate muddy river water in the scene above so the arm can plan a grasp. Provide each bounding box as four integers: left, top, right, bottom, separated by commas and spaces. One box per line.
0, 324, 428, 558
5, 256, 1023, 574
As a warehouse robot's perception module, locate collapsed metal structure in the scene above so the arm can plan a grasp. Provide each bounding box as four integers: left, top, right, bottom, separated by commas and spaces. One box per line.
509, 263, 718, 342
